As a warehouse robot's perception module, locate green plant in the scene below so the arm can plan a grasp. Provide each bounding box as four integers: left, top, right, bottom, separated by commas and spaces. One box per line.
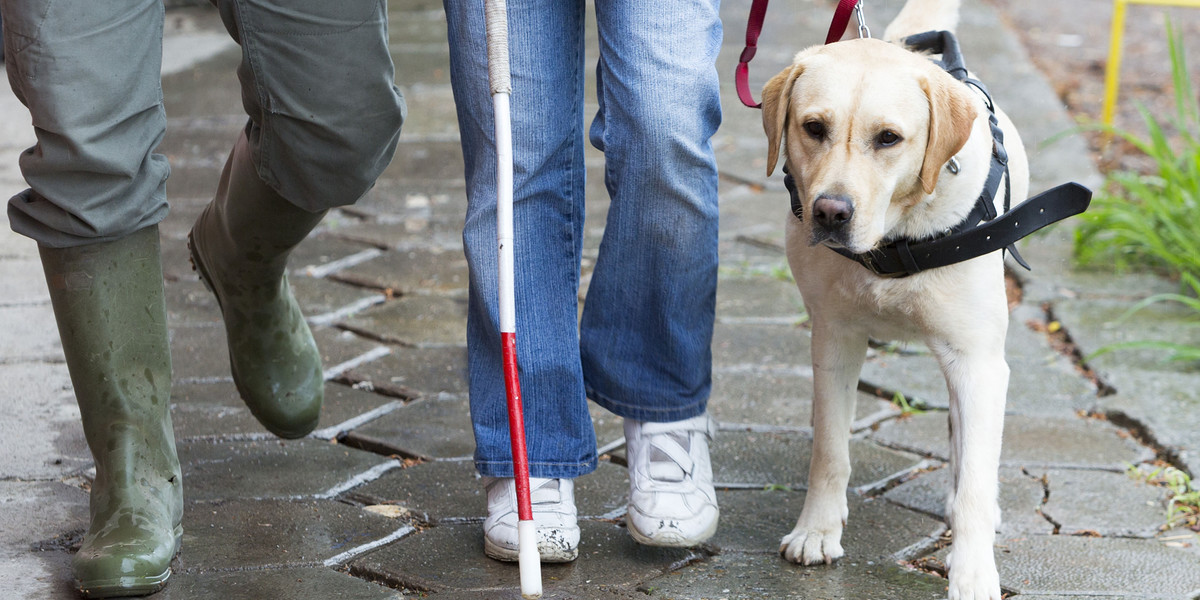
1128, 463, 1200, 529
891, 391, 925, 416
1072, 21, 1200, 364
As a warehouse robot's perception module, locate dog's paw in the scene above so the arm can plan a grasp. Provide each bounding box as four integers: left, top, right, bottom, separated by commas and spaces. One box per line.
946, 549, 1001, 600
779, 523, 844, 566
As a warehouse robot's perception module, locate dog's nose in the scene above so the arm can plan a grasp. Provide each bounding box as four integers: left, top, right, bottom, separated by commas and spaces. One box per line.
813, 195, 854, 230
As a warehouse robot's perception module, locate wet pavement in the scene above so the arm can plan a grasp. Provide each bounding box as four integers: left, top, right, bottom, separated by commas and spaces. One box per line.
2, 0, 1199, 598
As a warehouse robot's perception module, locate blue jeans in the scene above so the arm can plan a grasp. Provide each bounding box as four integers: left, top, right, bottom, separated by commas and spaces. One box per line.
445, 0, 722, 479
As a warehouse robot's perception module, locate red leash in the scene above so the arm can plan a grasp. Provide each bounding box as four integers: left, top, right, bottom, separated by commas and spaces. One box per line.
735, 0, 860, 108
825, 0, 861, 44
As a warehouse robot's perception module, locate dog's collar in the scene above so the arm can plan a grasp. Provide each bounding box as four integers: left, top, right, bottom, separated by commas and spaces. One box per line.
785, 31, 1092, 279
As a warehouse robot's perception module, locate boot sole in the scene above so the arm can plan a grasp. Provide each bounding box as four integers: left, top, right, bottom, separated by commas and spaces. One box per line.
76, 525, 183, 598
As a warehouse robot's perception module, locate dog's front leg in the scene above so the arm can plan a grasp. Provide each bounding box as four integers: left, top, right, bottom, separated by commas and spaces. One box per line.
780, 317, 867, 566
936, 342, 1007, 600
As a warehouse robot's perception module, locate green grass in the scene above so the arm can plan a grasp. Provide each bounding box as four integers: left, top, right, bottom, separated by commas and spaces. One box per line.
1072, 22, 1200, 364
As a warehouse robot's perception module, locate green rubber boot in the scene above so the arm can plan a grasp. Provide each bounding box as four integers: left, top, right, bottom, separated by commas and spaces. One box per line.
40, 225, 184, 598
188, 130, 327, 439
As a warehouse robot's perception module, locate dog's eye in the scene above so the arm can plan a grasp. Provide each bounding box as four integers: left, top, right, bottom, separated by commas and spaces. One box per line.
803, 121, 827, 140
876, 130, 902, 147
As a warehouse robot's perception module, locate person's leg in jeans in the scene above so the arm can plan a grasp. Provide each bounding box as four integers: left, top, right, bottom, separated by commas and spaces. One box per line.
4, 1, 179, 595
445, 0, 592, 562
585, 0, 723, 547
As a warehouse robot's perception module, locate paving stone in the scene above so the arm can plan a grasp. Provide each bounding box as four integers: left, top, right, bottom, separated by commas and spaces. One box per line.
338, 345, 468, 399
716, 184, 790, 247
172, 381, 399, 441
168, 324, 230, 381
327, 218, 465, 255
1019, 245, 1181, 306
1037, 469, 1171, 538
1054, 298, 1200, 376
178, 438, 392, 502
719, 235, 791, 275
884, 467, 1054, 535
164, 280, 221, 326
331, 247, 468, 295
0, 482, 88, 600
644, 552, 950, 600
869, 412, 1152, 469
712, 322, 813, 371
176, 499, 403, 572
711, 488, 943, 559
1091, 369, 1200, 478
339, 295, 468, 347
347, 520, 701, 595
711, 429, 926, 490
589, 402, 627, 451
710, 369, 900, 431
350, 180, 466, 223
859, 311, 1097, 415
350, 459, 629, 523
314, 328, 396, 376
981, 535, 1200, 597
292, 277, 387, 324
289, 234, 385, 277
159, 42, 241, 118
148, 567, 404, 599
343, 395, 474, 461
378, 141, 463, 184
572, 461, 631, 519
4, 0, 1178, 597
0, 305, 58, 360
168, 299, 384, 382
0, 362, 90, 479
348, 459, 482, 522
1003, 304, 1099, 416
715, 275, 807, 321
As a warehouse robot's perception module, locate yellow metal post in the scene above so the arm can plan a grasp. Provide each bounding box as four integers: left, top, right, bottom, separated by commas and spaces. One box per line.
1102, 0, 1128, 128
1102, 0, 1200, 129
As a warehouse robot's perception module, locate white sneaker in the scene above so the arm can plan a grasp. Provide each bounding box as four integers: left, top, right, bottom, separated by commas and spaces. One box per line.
624, 413, 720, 547
483, 476, 580, 563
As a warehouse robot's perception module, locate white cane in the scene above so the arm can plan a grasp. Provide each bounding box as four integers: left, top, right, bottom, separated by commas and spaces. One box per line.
484, 0, 542, 597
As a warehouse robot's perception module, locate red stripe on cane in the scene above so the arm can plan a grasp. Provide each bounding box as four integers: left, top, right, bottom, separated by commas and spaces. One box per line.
501, 331, 534, 522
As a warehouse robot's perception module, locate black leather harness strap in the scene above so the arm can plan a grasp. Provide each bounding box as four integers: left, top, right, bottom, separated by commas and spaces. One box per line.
832, 182, 1092, 277
782, 30, 1092, 279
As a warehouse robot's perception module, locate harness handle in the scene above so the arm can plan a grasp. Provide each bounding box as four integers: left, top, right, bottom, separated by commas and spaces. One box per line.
736, 0, 862, 109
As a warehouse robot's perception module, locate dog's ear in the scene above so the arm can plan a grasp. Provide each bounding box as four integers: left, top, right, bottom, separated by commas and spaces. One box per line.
762, 63, 805, 177
919, 73, 978, 194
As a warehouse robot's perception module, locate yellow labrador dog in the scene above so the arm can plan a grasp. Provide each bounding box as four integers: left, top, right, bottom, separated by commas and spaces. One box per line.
761, 1, 1029, 598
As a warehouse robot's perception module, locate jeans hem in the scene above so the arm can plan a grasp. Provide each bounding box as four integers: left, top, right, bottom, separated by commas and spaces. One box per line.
474, 457, 599, 480
586, 388, 707, 423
